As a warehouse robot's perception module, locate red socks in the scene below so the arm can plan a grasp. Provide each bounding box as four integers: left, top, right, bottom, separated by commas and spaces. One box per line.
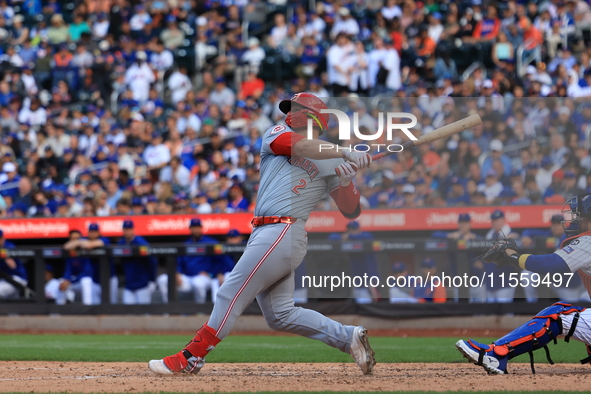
185, 324, 221, 358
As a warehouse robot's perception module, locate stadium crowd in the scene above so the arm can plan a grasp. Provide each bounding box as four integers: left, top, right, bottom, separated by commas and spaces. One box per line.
0, 0, 589, 216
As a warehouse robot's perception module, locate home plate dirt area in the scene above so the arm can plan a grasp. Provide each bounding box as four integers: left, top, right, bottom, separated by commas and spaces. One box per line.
2, 361, 591, 392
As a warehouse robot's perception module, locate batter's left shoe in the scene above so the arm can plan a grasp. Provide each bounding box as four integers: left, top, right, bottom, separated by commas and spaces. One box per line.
349, 326, 376, 375
148, 353, 205, 375
148, 324, 220, 375
455, 339, 507, 374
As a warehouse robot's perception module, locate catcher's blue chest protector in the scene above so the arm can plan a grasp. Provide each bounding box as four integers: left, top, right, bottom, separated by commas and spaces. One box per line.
469, 303, 587, 373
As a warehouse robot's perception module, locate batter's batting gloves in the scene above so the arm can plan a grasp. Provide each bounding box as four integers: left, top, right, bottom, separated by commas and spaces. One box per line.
342, 151, 372, 169
335, 162, 358, 187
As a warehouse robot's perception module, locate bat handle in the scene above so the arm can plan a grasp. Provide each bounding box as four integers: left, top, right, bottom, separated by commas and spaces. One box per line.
371, 152, 388, 161
371, 140, 416, 161
336, 140, 416, 175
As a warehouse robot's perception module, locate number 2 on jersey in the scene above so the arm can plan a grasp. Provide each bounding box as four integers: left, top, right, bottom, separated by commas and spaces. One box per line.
291, 179, 307, 195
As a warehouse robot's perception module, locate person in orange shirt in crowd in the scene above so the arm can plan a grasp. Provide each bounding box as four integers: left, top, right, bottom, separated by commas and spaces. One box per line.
520, 17, 544, 50
54, 43, 73, 67
389, 17, 404, 54
413, 258, 447, 303
419, 142, 441, 170
416, 27, 436, 58
238, 71, 265, 100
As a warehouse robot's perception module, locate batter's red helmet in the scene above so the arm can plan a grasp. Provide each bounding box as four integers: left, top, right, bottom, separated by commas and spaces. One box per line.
279, 93, 329, 131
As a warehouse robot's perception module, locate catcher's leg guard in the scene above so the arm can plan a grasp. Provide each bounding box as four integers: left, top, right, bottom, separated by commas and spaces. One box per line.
457, 303, 586, 374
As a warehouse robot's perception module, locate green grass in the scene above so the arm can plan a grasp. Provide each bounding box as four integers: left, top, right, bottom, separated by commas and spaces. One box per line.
0, 334, 587, 365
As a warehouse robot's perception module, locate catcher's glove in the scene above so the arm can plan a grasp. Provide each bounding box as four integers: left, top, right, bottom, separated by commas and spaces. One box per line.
482, 239, 520, 267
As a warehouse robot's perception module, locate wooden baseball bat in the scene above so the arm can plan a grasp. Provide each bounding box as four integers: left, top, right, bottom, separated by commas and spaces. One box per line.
334, 114, 482, 176
371, 113, 482, 161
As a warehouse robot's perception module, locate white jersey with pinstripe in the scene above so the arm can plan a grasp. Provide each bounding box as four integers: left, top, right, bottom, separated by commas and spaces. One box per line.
555, 235, 591, 276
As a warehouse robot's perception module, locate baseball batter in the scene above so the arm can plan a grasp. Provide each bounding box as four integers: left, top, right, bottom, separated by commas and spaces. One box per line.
456, 194, 591, 374
149, 93, 376, 375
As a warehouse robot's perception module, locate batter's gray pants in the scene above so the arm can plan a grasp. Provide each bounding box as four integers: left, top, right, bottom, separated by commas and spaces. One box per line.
208, 220, 355, 353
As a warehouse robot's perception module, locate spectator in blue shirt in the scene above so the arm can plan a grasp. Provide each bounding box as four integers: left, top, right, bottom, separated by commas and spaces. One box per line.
131, 197, 145, 215
119, 220, 157, 304
0, 229, 27, 299
0, 161, 20, 199
157, 218, 219, 304
298, 35, 324, 77
227, 184, 250, 212
446, 177, 470, 206
548, 47, 577, 73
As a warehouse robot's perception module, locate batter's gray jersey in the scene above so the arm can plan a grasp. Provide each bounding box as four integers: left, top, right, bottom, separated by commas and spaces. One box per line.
255, 124, 344, 221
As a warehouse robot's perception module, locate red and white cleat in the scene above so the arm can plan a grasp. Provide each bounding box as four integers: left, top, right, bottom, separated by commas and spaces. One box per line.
148, 350, 205, 375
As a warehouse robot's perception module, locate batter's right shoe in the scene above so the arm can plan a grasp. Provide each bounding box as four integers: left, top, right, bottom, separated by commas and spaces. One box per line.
455, 339, 507, 374
349, 326, 376, 375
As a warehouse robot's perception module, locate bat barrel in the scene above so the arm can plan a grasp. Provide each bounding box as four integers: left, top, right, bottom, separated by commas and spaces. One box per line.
414, 114, 482, 146
346, 114, 483, 169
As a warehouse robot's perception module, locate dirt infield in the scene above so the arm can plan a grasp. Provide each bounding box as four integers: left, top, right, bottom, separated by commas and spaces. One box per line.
2, 361, 591, 392
0, 329, 514, 337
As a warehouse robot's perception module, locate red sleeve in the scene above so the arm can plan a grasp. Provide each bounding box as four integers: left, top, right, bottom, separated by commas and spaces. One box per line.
391, 31, 402, 53
329, 182, 361, 219
535, 29, 544, 45
269, 132, 305, 156
473, 21, 482, 38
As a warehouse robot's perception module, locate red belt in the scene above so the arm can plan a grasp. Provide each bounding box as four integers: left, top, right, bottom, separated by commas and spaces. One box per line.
251, 216, 296, 227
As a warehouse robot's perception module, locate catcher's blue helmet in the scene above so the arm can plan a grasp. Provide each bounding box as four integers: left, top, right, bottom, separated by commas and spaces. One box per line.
561, 194, 591, 236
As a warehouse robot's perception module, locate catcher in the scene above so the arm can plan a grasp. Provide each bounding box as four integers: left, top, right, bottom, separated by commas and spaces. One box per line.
456, 194, 591, 374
